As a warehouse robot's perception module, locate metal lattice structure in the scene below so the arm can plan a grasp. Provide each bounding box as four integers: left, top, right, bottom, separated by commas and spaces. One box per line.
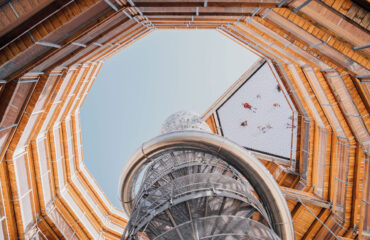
119, 112, 294, 239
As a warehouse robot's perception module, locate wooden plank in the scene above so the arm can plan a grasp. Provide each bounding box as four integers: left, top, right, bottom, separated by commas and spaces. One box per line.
135, 1, 278, 8
0, 0, 73, 50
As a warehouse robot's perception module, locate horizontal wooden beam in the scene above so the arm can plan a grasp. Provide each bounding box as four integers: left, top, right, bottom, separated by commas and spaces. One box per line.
144, 12, 252, 16
135, 2, 278, 8
149, 17, 236, 22
281, 187, 331, 209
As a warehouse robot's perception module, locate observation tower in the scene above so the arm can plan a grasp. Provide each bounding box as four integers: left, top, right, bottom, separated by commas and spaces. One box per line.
118, 111, 294, 240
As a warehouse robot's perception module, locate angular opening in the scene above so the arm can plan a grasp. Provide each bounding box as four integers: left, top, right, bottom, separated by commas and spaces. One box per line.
80, 30, 259, 207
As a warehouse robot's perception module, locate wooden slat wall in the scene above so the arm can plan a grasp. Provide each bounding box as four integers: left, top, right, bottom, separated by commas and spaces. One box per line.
0, 0, 369, 239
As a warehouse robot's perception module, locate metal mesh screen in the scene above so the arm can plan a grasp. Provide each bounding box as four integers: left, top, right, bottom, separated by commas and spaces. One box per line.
153, 216, 280, 240
123, 150, 280, 239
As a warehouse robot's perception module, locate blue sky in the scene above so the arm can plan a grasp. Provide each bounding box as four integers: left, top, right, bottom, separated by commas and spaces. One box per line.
80, 30, 259, 207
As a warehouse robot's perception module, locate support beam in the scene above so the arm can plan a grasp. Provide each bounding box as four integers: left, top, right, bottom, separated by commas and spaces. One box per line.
281, 188, 332, 209
134, 2, 279, 8
293, 0, 312, 13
